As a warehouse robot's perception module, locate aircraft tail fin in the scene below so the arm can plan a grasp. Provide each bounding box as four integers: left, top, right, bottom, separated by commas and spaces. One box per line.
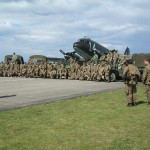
124, 47, 130, 55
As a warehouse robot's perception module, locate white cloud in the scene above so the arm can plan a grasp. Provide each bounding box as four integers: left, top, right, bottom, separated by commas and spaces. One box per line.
0, 0, 150, 61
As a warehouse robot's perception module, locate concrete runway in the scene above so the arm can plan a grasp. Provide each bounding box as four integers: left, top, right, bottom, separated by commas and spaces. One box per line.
0, 77, 124, 111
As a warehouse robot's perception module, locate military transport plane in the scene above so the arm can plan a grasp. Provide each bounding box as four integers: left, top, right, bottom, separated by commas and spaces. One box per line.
59, 36, 109, 62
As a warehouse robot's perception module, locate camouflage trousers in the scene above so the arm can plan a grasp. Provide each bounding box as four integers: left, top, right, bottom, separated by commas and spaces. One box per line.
145, 84, 150, 103
0, 71, 2, 76
125, 83, 137, 104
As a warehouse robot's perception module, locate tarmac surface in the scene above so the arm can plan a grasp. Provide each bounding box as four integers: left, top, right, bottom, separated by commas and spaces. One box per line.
0, 77, 124, 111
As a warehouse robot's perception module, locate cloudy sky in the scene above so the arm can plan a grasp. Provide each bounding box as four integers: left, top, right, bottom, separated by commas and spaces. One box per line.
0, 0, 150, 62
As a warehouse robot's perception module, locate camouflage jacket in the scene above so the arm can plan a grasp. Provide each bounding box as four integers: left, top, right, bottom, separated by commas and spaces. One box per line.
142, 64, 150, 85
123, 64, 140, 85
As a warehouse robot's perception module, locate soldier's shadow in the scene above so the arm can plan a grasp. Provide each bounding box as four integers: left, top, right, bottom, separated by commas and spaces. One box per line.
0, 94, 16, 98
136, 101, 147, 105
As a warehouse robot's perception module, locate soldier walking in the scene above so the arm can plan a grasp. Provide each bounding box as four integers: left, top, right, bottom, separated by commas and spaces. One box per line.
142, 58, 150, 105
122, 59, 140, 107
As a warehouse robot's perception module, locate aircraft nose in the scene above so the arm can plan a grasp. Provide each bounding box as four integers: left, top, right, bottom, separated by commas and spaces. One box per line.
73, 43, 76, 47
73, 42, 79, 48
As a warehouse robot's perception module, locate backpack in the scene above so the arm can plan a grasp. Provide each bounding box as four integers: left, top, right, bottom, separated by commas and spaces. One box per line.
128, 65, 139, 81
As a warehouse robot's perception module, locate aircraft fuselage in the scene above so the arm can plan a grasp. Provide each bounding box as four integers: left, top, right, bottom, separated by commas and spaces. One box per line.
73, 37, 109, 61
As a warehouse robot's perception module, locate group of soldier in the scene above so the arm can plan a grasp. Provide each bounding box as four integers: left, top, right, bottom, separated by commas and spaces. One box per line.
0, 50, 124, 82
0, 60, 111, 82
0, 50, 150, 107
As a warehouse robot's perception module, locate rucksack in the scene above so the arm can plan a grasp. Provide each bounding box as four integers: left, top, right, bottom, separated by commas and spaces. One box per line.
128, 65, 139, 80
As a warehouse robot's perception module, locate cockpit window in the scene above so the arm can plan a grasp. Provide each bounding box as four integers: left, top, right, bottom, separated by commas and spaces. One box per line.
78, 40, 89, 44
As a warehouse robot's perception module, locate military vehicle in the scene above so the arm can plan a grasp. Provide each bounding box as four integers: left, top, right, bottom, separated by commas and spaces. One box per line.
28, 55, 67, 65
28, 55, 47, 64
47, 57, 67, 65
133, 53, 150, 74
4, 55, 24, 64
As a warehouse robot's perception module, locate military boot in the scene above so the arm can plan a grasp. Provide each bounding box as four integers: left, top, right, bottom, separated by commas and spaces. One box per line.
127, 103, 133, 107
132, 102, 137, 106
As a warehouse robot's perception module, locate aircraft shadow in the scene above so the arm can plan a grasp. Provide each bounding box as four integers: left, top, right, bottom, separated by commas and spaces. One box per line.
0, 94, 16, 99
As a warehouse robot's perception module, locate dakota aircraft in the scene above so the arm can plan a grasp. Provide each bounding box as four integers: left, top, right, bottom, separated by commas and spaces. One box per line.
59, 36, 110, 62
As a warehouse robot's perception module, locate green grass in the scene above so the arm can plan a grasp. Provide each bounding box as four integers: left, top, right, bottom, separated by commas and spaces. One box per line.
0, 85, 150, 150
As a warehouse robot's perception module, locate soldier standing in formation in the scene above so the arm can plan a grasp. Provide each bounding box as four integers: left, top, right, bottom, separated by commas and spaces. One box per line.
106, 51, 113, 65
12, 52, 18, 64
0, 62, 4, 76
113, 49, 119, 68
91, 49, 98, 64
123, 59, 140, 107
142, 58, 150, 105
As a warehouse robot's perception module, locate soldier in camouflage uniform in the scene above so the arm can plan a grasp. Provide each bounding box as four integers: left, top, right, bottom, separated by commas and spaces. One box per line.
13, 63, 20, 77
82, 62, 90, 80
39, 62, 47, 78
142, 58, 150, 105
99, 53, 107, 64
91, 50, 98, 64
34, 63, 39, 78
27, 63, 34, 78
56, 64, 61, 79
119, 55, 126, 69
100, 57, 107, 81
0, 62, 4, 76
47, 63, 53, 78
75, 63, 81, 80
84, 61, 91, 81
106, 51, 113, 65
48, 63, 56, 79
19, 63, 24, 77
79, 63, 86, 80
91, 63, 97, 81
8, 63, 14, 77
113, 49, 119, 68
97, 64, 104, 81
3, 63, 10, 77
104, 60, 111, 82
12, 52, 18, 64
73, 62, 80, 80
53, 63, 58, 79
123, 59, 140, 107
59, 64, 67, 79
21, 63, 28, 77
68, 60, 76, 80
